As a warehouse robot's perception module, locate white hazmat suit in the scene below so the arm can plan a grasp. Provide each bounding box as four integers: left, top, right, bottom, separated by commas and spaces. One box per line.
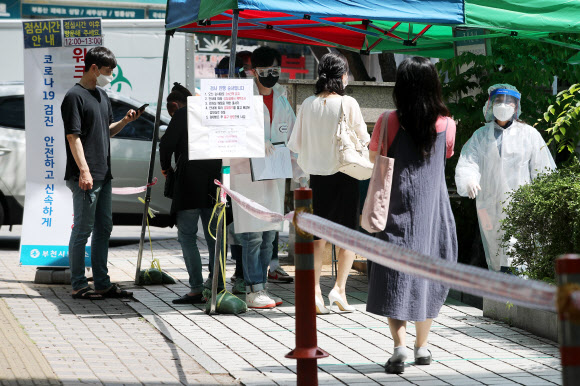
455, 84, 556, 271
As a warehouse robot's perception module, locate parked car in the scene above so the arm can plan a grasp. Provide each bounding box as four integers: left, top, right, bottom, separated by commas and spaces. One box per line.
0, 81, 173, 229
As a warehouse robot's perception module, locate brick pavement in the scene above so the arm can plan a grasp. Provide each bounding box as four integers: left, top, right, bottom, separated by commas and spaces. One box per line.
0, 230, 563, 385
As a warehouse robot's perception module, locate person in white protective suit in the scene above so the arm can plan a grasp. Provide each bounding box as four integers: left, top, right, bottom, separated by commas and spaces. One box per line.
455, 84, 556, 272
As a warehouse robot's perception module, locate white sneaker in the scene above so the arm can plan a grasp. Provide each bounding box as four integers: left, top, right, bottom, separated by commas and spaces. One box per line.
265, 290, 283, 306
246, 290, 276, 309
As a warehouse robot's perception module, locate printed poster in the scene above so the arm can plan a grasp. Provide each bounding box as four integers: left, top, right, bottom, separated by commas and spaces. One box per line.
200, 78, 254, 126
188, 85, 265, 160
20, 18, 101, 266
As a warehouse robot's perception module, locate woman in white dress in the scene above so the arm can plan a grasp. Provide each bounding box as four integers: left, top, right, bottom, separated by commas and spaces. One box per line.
288, 53, 370, 314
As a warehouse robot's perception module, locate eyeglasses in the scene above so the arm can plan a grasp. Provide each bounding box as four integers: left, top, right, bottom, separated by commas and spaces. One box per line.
254, 66, 281, 77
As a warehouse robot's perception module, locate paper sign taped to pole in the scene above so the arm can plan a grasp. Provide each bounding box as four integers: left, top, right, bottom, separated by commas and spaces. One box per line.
200, 78, 254, 126
188, 95, 265, 160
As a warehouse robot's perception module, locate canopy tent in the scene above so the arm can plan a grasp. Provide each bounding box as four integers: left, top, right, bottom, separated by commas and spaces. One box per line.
166, 0, 464, 58
162, 0, 580, 59
465, 0, 580, 33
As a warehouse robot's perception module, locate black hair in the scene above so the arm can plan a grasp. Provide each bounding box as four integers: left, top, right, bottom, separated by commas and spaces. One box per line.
84, 46, 117, 72
251, 46, 281, 69
393, 56, 449, 158
314, 53, 349, 96
216, 56, 246, 77
237, 50, 252, 64
167, 82, 191, 104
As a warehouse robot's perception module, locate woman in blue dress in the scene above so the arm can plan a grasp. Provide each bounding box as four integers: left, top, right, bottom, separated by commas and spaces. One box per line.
366, 57, 458, 374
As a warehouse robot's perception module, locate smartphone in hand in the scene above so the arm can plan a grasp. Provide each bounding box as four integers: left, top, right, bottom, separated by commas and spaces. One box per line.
137, 103, 149, 113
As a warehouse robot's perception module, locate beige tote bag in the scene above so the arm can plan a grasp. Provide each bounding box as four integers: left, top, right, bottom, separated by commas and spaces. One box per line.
361, 111, 395, 233
336, 98, 374, 180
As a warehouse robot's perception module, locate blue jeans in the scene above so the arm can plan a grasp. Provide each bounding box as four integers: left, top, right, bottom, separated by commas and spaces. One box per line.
66, 179, 113, 291
176, 208, 216, 292
270, 231, 280, 272
240, 230, 276, 292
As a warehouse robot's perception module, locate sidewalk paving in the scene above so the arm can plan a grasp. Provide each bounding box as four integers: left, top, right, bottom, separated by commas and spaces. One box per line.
0, 230, 563, 385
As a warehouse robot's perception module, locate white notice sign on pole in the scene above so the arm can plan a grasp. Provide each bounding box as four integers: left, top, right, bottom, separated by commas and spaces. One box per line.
208, 126, 247, 154
188, 94, 265, 160
200, 78, 254, 126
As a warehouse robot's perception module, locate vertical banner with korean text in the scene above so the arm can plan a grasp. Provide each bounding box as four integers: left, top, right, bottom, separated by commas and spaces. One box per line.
20, 18, 102, 266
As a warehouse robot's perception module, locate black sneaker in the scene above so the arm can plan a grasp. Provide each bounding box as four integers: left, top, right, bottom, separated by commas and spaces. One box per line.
172, 293, 205, 304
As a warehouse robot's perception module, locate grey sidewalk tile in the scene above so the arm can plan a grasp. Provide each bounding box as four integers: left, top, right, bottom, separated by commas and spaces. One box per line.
478, 378, 520, 385
1, 233, 566, 385
378, 381, 415, 386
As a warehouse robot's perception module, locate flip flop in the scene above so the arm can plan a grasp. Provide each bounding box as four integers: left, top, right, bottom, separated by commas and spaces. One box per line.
72, 287, 104, 300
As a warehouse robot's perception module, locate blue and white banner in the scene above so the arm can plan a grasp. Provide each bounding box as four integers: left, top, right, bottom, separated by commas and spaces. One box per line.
20, 18, 101, 267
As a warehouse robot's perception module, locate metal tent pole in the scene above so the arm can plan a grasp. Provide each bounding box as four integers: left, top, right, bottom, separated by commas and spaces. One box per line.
135, 30, 173, 284
209, 9, 239, 314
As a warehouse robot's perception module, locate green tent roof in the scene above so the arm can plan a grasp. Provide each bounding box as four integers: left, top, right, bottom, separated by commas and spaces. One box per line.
465, 0, 580, 33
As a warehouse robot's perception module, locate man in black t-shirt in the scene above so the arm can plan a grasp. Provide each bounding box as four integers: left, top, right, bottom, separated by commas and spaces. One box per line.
61, 46, 141, 300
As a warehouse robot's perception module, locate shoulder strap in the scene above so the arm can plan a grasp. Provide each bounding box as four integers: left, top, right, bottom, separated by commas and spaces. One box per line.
174, 154, 182, 172
444, 117, 450, 160
336, 96, 345, 135
379, 110, 390, 156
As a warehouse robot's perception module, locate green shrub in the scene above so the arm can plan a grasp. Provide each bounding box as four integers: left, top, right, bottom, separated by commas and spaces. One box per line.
500, 159, 580, 283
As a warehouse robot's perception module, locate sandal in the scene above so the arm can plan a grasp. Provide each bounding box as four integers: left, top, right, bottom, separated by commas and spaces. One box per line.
72, 287, 104, 300
100, 283, 133, 299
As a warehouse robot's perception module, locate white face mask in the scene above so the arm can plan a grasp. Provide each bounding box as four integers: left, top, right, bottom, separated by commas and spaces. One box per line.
96, 70, 114, 87
493, 103, 515, 122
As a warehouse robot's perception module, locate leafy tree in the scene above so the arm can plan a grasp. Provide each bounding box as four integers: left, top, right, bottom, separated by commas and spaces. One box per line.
542, 83, 580, 161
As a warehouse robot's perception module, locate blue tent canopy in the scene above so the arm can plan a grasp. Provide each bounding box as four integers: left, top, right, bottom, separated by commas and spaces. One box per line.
166, 0, 465, 30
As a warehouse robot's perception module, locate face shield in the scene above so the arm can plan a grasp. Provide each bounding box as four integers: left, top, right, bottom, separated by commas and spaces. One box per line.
483, 86, 522, 122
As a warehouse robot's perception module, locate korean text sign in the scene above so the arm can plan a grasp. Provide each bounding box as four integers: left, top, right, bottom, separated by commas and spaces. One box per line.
189, 79, 264, 160
20, 18, 101, 267
188, 81, 265, 160
200, 78, 255, 126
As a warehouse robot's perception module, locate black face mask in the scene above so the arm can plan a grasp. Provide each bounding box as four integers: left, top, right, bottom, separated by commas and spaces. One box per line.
258, 75, 279, 88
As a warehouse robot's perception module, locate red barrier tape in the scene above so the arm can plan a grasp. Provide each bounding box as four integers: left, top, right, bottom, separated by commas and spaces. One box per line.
112, 177, 158, 195
216, 180, 564, 313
